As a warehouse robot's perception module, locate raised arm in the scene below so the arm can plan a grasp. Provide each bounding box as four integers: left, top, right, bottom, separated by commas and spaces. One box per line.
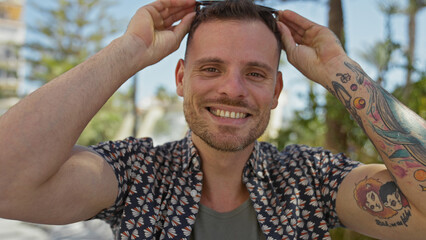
0, 0, 195, 224
277, 10, 426, 239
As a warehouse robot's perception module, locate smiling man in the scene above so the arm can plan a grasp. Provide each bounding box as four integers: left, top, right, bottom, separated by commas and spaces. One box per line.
178, 19, 282, 152
0, 0, 425, 239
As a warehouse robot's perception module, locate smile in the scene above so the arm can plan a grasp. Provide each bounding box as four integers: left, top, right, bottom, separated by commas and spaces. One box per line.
208, 108, 248, 119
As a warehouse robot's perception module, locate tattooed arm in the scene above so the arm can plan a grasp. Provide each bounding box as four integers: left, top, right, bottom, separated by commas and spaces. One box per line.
278, 10, 426, 239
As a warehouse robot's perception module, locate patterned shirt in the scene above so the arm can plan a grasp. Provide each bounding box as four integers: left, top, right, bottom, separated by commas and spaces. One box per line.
90, 131, 360, 240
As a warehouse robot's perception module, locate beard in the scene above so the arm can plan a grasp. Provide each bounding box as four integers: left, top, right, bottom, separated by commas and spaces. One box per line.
183, 96, 271, 152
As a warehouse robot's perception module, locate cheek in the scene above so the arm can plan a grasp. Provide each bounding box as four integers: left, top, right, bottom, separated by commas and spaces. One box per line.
248, 85, 276, 107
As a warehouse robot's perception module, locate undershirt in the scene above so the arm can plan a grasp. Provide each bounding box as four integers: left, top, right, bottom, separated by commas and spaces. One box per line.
190, 199, 266, 240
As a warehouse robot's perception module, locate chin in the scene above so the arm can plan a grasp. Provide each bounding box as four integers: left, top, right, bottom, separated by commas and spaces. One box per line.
193, 127, 261, 152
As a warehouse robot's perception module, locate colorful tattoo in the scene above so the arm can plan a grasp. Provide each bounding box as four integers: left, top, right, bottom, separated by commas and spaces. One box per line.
354, 178, 411, 227
353, 97, 366, 110
331, 81, 365, 131
333, 62, 426, 170
413, 169, 426, 191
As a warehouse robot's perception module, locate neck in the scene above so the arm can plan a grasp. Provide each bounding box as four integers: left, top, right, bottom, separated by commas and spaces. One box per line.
192, 133, 254, 212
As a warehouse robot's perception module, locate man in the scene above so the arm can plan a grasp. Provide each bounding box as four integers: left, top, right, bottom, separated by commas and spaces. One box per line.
0, 0, 425, 239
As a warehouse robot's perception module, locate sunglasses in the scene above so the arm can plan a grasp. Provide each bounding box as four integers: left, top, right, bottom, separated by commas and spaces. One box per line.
195, 0, 278, 19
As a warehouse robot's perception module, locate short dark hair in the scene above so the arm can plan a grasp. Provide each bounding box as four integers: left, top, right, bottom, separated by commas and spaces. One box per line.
379, 181, 398, 204
185, 0, 282, 61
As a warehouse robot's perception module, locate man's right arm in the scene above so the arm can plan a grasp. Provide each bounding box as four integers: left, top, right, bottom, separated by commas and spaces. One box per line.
0, 0, 195, 224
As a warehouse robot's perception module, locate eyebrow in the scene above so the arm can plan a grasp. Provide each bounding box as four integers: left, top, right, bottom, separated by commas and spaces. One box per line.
193, 58, 275, 73
193, 57, 225, 66
246, 61, 275, 73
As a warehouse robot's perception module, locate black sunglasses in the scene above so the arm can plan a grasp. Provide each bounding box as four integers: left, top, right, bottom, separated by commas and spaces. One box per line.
195, 0, 278, 19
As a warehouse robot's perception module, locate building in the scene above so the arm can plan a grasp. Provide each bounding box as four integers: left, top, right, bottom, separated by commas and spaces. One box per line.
0, 0, 25, 114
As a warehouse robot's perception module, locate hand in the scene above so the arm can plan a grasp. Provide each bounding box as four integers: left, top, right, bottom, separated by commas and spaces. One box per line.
125, 0, 196, 68
277, 10, 348, 85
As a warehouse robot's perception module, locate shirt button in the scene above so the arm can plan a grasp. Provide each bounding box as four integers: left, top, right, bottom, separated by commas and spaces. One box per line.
190, 190, 197, 198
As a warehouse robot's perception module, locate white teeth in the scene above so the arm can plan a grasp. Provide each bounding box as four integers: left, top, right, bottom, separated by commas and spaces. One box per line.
211, 108, 247, 119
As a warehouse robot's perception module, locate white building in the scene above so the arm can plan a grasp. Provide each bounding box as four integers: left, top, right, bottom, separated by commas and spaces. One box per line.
0, 0, 25, 113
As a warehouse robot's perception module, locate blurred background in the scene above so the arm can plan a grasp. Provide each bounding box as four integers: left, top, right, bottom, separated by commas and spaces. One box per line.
0, 0, 424, 239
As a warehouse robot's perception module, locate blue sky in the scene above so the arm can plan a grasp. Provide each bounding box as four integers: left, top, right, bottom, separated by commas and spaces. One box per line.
24, 0, 425, 114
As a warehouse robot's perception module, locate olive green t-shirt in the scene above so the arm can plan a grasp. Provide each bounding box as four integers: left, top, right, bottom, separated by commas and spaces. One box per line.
190, 199, 266, 240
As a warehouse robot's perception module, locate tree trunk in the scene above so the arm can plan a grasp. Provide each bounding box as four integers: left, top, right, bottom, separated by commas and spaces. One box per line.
325, 0, 347, 153
402, 0, 418, 100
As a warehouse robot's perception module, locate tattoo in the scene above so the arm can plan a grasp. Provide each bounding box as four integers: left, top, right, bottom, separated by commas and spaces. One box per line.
375, 209, 411, 227
344, 61, 366, 84
354, 178, 411, 227
353, 97, 366, 110
340, 62, 426, 168
336, 73, 351, 83
332, 81, 351, 108
331, 81, 365, 131
413, 169, 426, 191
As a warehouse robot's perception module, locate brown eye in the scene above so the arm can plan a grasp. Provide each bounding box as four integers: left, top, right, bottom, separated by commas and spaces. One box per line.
204, 67, 218, 72
248, 72, 262, 77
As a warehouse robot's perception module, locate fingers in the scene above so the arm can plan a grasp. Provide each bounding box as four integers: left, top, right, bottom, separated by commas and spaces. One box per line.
162, 5, 195, 29
144, 0, 195, 30
279, 10, 316, 33
277, 10, 319, 46
276, 21, 295, 52
171, 12, 196, 43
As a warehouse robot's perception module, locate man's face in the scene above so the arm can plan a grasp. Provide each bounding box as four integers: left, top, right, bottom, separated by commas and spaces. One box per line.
176, 20, 282, 152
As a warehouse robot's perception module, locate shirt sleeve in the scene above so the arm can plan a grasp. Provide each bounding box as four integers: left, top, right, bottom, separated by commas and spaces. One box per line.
88, 137, 154, 229
284, 144, 362, 229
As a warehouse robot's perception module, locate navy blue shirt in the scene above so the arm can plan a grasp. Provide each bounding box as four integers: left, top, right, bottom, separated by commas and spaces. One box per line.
90, 131, 360, 239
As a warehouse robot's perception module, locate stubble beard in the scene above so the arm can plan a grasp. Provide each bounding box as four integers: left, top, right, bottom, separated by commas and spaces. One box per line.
183, 97, 271, 152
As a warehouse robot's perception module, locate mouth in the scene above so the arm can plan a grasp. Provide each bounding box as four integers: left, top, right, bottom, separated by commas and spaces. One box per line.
207, 107, 249, 119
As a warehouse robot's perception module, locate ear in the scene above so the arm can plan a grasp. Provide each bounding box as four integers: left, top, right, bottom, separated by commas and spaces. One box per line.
271, 71, 283, 109
175, 59, 185, 97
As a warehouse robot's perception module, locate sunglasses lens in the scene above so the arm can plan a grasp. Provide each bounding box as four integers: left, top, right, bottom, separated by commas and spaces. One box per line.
196, 1, 277, 19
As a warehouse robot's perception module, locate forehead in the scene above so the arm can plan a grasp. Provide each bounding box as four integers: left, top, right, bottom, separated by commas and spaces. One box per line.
186, 19, 280, 68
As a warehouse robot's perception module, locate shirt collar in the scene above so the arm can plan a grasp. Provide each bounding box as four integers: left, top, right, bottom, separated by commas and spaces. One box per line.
182, 131, 266, 179
246, 141, 268, 179
182, 130, 201, 172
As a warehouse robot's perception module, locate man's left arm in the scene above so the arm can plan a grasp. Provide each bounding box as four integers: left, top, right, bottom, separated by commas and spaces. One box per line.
278, 10, 426, 239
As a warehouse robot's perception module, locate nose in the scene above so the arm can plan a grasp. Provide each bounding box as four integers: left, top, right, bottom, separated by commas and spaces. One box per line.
216, 70, 248, 98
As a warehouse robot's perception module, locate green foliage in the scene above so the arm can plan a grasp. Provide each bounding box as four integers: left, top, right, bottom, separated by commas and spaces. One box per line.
392, 74, 426, 119
359, 40, 400, 84
153, 86, 181, 135
25, 0, 121, 83
271, 81, 381, 164
272, 81, 326, 149
77, 91, 131, 146
156, 86, 179, 104
25, 0, 128, 145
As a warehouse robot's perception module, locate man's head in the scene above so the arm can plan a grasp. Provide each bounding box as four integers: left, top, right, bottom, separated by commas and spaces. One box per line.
185, 0, 282, 64
175, 0, 283, 152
